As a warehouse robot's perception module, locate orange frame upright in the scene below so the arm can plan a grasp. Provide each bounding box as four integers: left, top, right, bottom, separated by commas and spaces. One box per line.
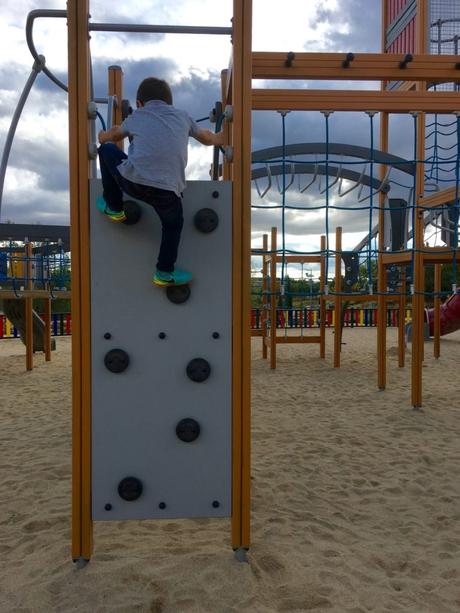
67, 0, 253, 562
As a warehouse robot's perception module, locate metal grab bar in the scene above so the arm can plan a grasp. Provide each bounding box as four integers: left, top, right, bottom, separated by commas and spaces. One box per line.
254, 164, 272, 199
0, 55, 46, 219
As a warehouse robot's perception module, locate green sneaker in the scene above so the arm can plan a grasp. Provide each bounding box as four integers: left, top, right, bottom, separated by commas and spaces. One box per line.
153, 269, 192, 287
96, 196, 127, 223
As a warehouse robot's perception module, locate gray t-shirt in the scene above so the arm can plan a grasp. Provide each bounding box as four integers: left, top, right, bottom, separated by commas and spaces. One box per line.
118, 100, 199, 196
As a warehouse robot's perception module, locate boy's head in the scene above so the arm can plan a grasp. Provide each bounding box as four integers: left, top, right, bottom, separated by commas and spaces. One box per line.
136, 77, 173, 106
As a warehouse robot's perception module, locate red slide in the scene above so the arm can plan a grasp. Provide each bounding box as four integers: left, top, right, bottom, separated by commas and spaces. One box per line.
426, 293, 460, 337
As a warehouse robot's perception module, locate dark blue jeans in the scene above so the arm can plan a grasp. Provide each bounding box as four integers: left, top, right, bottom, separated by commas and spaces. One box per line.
98, 143, 183, 273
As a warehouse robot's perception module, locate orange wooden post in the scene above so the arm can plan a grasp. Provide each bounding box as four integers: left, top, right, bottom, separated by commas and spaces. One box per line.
67, 0, 93, 564
270, 227, 277, 369
377, 111, 389, 389
398, 269, 406, 367
25, 242, 33, 371
108, 65, 124, 148
433, 264, 441, 359
261, 233, 268, 359
334, 227, 342, 368
231, 0, 252, 553
411, 0, 429, 408
320, 235, 326, 358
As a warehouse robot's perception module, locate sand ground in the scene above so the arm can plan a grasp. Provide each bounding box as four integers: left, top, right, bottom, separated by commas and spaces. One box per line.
0, 329, 459, 613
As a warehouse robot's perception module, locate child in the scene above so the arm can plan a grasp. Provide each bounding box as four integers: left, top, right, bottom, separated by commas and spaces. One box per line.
97, 77, 224, 287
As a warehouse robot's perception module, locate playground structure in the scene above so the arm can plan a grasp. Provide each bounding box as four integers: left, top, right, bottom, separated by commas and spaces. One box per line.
252, 228, 326, 369
0, 227, 70, 369
0, 0, 459, 564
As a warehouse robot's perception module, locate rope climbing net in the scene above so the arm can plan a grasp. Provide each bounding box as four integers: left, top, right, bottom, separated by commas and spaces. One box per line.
250, 109, 460, 309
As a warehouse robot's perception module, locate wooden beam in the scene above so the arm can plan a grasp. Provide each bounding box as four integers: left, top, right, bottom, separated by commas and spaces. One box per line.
252, 52, 460, 83
252, 89, 460, 113
418, 185, 459, 209
231, 0, 252, 553
68, 0, 93, 564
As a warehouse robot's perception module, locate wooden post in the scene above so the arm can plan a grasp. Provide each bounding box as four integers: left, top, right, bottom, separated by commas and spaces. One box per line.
398, 268, 406, 367
68, 0, 93, 564
270, 227, 277, 369
334, 227, 342, 368
411, 0, 429, 408
320, 235, 326, 358
231, 0, 252, 553
25, 242, 33, 371
377, 112, 389, 389
433, 264, 441, 358
108, 66, 124, 148
261, 233, 268, 359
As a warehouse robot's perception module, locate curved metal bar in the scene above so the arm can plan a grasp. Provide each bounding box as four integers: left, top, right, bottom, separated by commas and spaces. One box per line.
357, 166, 392, 203
274, 163, 295, 194
298, 160, 318, 193
26, 10, 67, 92
254, 164, 272, 198
338, 163, 366, 197
251, 163, 387, 192
252, 143, 415, 176
0, 55, 46, 220
319, 158, 342, 194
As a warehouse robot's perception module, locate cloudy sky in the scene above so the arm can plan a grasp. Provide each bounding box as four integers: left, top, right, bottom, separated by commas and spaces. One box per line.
2, 0, 451, 277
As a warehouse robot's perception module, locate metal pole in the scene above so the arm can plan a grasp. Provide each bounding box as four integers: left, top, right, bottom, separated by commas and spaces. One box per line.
89, 23, 232, 35
0, 55, 45, 220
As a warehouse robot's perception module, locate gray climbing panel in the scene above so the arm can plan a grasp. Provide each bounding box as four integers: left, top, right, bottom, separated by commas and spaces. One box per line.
89, 179, 232, 521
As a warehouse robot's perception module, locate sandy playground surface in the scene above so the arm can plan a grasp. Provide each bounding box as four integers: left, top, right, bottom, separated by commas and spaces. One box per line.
0, 329, 460, 613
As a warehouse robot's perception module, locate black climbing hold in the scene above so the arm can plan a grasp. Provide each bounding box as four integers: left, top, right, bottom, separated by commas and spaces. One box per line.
176, 418, 201, 443
103, 332, 112, 340
121, 99, 133, 120
158, 332, 166, 339
158, 502, 167, 510
342, 52, 355, 68
285, 51, 295, 67
122, 200, 142, 225
212, 332, 220, 339
194, 208, 219, 233
118, 476, 143, 501
186, 358, 211, 382
212, 190, 219, 199
166, 284, 191, 304
399, 53, 413, 69
104, 348, 130, 373
212, 500, 220, 508
104, 503, 112, 511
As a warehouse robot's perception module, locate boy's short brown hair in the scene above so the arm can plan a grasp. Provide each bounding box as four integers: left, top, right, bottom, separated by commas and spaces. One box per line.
136, 77, 173, 105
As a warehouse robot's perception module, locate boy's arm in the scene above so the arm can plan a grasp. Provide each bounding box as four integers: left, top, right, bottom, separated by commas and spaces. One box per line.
98, 125, 126, 144
192, 128, 224, 147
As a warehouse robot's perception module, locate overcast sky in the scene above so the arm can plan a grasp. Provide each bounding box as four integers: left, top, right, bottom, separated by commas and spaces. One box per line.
2, 0, 452, 276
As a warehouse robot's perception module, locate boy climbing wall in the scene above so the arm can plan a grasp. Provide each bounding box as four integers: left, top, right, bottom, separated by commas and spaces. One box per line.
97, 76, 224, 287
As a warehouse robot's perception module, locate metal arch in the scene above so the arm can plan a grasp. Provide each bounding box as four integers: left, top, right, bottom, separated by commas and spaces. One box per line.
251, 164, 389, 193
252, 143, 415, 176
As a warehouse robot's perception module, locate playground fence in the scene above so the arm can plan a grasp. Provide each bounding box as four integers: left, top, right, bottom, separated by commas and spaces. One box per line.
0, 307, 412, 339
0, 312, 72, 339
250, 307, 412, 330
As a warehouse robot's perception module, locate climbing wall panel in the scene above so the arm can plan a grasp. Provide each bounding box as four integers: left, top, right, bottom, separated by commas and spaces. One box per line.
89, 179, 232, 521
